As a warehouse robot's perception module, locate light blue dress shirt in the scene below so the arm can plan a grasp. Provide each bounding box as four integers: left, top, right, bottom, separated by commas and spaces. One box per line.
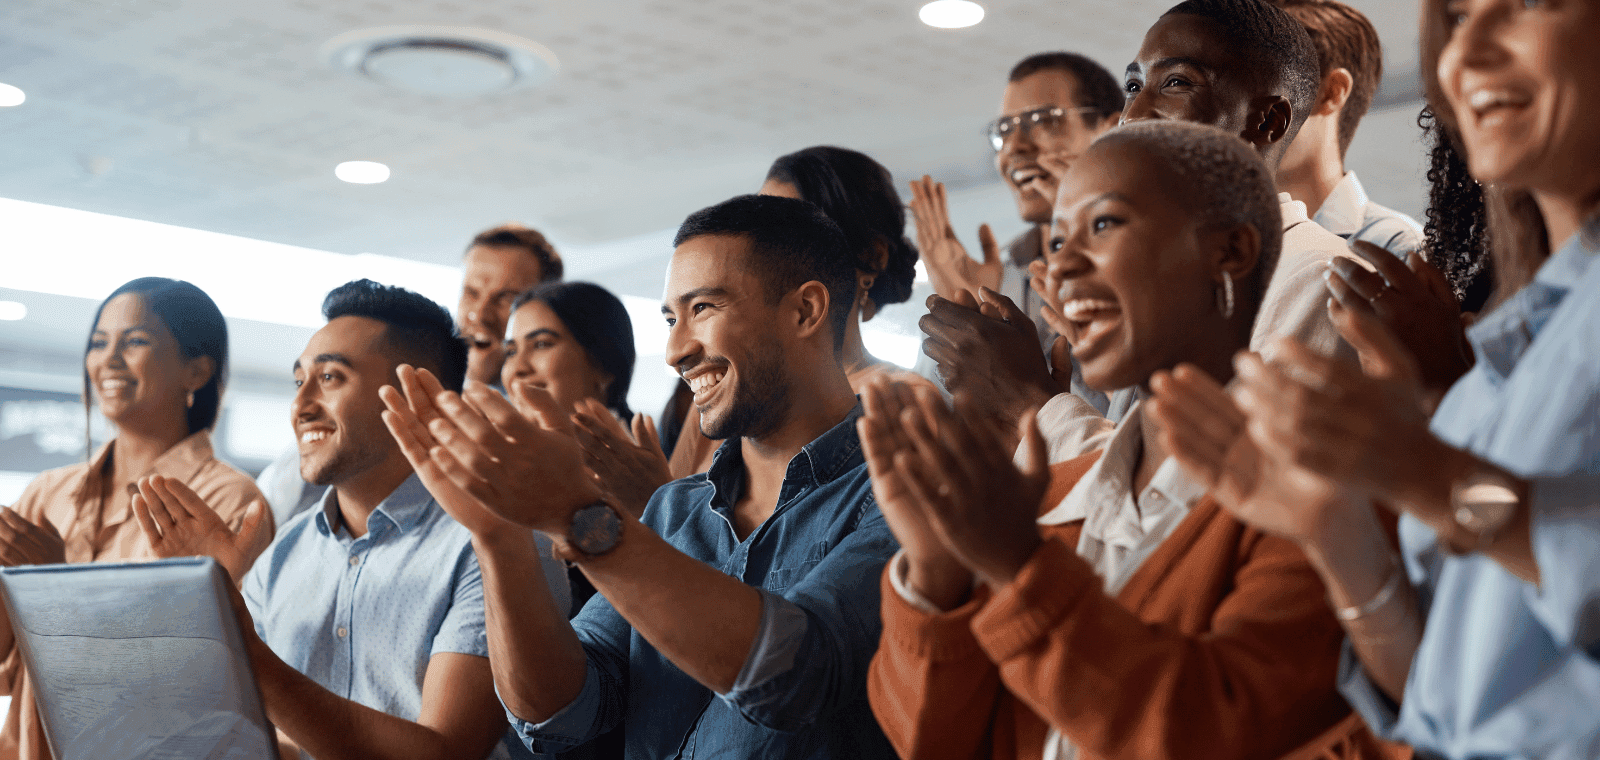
1339, 221, 1600, 759
1313, 171, 1424, 260
509, 403, 899, 759
244, 473, 558, 760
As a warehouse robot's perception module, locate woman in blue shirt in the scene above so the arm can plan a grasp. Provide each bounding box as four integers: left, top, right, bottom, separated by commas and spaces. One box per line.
1146, 0, 1600, 757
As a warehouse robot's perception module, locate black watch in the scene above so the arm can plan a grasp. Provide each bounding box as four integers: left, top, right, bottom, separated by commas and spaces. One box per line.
569, 500, 624, 557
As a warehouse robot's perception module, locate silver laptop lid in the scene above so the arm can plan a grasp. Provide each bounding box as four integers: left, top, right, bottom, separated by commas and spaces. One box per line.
0, 557, 278, 760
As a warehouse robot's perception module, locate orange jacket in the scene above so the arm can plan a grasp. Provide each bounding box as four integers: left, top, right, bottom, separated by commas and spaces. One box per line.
867, 452, 1407, 760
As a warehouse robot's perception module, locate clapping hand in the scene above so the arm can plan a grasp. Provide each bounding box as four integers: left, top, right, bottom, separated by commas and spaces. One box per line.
1325, 242, 1473, 409
0, 509, 64, 567
571, 400, 672, 519
132, 475, 272, 582
920, 288, 1061, 447
908, 175, 1003, 301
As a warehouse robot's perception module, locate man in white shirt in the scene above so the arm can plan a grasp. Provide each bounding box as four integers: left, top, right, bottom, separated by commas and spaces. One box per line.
1269, 0, 1423, 259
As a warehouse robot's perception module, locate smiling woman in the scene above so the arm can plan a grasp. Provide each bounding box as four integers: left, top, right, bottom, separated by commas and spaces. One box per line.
0, 277, 269, 760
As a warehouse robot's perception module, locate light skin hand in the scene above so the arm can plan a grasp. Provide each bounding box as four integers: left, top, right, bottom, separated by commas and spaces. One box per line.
0, 510, 65, 658
891, 387, 1048, 588
571, 400, 672, 519
131, 475, 271, 582
1325, 241, 1473, 408
908, 175, 1002, 300
858, 379, 973, 611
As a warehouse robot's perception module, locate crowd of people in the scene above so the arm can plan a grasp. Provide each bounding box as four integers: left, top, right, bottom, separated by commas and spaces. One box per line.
1, 0, 1597, 757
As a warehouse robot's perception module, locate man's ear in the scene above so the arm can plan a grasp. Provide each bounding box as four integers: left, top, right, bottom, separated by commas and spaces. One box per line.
1316, 68, 1354, 118
789, 280, 833, 344
1240, 95, 1293, 148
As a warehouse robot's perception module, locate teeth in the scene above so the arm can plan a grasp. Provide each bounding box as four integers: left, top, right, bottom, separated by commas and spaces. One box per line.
687, 370, 725, 394
100, 379, 129, 391
1060, 298, 1118, 322
1012, 169, 1043, 184
300, 430, 330, 444
1469, 89, 1528, 113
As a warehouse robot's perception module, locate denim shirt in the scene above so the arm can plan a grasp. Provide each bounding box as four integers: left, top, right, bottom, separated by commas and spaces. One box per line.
1338, 221, 1600, 759
511, 403, 900, 759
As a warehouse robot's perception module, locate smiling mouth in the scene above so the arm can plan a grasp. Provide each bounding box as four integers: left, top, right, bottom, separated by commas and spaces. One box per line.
98, 378, 133, 395
1010, 167, 1046, 186
299, 429, 332, 444
685, 368, 727, 403
1059, 298, 1120, 348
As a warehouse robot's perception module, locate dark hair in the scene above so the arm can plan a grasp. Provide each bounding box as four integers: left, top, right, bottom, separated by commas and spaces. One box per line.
766, 146, 919, 311
83, 277, 229, 445
1419, 0, 1548, 307
672, 195, 855, 352
1008, 52, 1125, 125
1267, 0, 1382, 158
1097, 121, 1284, 325
468, 224, 565, 283
1418, 107, 1492, 310
1164, 0, 1322, 136
322, 279, 468, 392
509, 281, 636, 418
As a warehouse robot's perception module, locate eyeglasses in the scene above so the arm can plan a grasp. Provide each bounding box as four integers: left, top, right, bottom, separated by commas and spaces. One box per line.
985, 106, 1101, 151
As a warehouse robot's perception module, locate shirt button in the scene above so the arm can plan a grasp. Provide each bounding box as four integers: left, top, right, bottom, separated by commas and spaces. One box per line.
336, 627, 348, 638
348, 555, 360, 566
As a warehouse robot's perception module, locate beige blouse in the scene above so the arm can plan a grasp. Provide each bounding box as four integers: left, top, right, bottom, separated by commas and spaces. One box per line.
0, 431, 266, 760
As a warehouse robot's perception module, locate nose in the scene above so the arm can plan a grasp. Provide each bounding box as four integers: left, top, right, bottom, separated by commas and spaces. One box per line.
290, 378, 318, 424
664, 318, 701, 376
1439, 1, 1513, 94
1120, 89, 1156, 125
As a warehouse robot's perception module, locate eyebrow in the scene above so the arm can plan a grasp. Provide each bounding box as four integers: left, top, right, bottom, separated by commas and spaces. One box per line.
507, 328, 559, 344
661, 287, 729, 315
292, 353, 354, 373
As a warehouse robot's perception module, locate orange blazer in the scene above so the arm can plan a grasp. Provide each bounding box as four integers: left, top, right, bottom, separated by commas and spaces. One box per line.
867, 452, 1408, 760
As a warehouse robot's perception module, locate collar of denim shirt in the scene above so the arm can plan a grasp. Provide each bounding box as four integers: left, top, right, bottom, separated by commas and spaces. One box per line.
702, 401, 866, 513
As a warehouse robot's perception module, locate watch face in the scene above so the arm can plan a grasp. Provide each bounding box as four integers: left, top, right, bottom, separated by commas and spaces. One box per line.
1454, 479, 1519, 534
571, 502, 622, 556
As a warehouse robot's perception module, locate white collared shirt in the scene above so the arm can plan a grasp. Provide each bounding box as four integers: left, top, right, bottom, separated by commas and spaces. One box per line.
1312, 171, 1423, 260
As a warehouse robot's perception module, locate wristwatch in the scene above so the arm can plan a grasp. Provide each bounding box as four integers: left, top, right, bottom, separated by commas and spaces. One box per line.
1448, 468, 1520, 552
568, 500, 624, 557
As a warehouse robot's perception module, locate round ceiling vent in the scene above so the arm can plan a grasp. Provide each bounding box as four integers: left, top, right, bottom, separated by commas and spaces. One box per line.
321, 25, 559, 97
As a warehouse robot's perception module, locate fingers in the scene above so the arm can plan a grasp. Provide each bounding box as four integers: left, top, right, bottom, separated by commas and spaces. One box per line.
238, 501, 271, 555
634, 414, 661, 451
1328, 256, 1389, 302
1346, 242, 1416, 294
396, 365, 447, 426
953, 288, 980, 310
132, 493, 163, 545
978, 286, 1029, 327
1410, 249, 1460, 308
137, 476, 178, 530
153, 477, 213, 522
509, 383, 575, 434
1328, 297, 1423, 384
1017, 410, 1047, 481
383, 408, 440, 472
977, 224, 999, 265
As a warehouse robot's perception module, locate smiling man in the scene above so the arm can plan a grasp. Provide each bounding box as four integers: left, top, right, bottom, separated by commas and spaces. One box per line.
458, 224, 563, 386
138, 279, 567, 760
383, 195, 900, 759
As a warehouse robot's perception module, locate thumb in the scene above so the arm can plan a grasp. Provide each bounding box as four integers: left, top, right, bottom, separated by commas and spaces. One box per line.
1329, 297, 1421, 383
1049, 336, 1074, 385
1019, 411, 1049, 482
977, 224, 1000, 265
513, 383, 574, 434
240, 500, 272, 552
1411, 250, 1459, 309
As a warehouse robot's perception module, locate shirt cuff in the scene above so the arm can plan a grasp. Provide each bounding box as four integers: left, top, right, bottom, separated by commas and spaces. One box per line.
724, 587, 809, 698
1335, 639, 1403, 740
506, 660, 603, 755
1522, 474, 1600, 649
887, 549, 947, 614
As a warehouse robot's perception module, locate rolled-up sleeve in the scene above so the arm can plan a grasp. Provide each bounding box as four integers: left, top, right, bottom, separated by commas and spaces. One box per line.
715, 508, 898, 731
508, 593, 632, 754
1523, 473, 1600, 652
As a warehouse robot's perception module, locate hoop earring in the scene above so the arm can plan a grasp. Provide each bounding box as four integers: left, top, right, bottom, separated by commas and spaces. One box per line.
1218, 272, 1235, 320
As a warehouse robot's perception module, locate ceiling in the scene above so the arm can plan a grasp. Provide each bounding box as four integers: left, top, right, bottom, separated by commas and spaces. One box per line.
0, 0, 1426, 276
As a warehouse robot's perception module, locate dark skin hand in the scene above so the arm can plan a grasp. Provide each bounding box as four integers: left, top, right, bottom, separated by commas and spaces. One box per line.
920, 288, 1062, 448
1325, 241, 1473, 411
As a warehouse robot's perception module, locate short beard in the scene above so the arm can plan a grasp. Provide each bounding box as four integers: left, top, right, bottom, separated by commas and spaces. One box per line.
299, 440, 384, 488
699, 342, 790, 442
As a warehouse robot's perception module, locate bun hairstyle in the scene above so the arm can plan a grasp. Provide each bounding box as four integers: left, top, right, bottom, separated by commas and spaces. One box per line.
765, 146, 919, 315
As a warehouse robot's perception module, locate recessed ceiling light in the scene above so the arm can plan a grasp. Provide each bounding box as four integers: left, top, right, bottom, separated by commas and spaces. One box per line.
0, 83, 24, 107
322, 25, 559, 97
335, 161, 390, 184
919, 0, 985, 28
0, 301, 27, 321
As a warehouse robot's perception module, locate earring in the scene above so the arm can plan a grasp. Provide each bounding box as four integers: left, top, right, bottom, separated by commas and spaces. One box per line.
186, 390, 195, 408
1217, 272, 1235, 320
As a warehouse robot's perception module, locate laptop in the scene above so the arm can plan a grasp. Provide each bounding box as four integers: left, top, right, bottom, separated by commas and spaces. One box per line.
0, 557, 279, 760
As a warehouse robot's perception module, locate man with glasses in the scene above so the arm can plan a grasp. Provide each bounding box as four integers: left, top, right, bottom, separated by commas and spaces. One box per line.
912, 52, 1125, 453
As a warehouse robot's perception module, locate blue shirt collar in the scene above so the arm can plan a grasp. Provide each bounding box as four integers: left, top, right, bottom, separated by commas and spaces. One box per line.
1466, 217, 1600, 385
313, 472, 434, 538
704, 401, 866, 506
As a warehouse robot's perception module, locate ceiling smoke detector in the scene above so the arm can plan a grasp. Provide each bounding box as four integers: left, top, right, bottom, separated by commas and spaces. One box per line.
322, 25, 559, 97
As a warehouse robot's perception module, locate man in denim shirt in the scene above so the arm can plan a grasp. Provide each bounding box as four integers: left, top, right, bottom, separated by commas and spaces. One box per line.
383, 194, 900, 758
